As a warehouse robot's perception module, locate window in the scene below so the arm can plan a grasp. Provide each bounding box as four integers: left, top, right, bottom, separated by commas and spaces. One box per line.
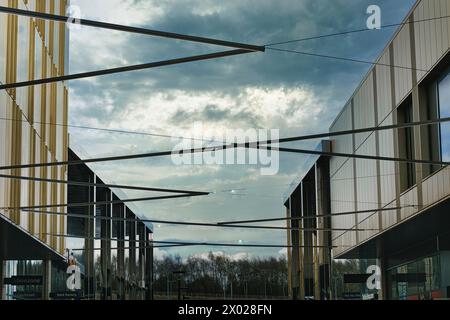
398, 99, 416, 192
437, 70, 450, 162
388, 255, 440, 300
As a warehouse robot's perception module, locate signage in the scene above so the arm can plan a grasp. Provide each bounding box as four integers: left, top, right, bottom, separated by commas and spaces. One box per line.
12, 291, 41, 300
392, 273, 427, 283
362, 293, 377, 300
4, 276, 43, 286
66, 253, 82, 291
342, 292, 362, 300
50, 291, 80, 300
343, 274, 370, 284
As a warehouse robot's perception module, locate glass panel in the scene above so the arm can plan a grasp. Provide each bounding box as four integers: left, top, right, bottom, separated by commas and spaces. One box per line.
388, 254, 441, 300
438, 71, 450, 161
4, 260, 43, 300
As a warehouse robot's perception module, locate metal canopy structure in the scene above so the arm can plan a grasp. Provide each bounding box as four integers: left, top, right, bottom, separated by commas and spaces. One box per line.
1, 117, 450, 172
0, 214, 65, 261
0, 6, 265, 52
0, 6, 264, 90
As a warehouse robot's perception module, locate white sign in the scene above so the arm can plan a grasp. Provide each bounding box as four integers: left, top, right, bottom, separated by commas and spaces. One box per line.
367, 5, 382, 30
66, 264, 81, 291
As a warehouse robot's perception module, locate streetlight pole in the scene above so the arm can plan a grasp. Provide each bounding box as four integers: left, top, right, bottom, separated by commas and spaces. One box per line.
173, 270, 186, 300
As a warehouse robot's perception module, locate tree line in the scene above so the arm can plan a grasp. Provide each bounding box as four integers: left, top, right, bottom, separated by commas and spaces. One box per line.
153, 253, 289, 299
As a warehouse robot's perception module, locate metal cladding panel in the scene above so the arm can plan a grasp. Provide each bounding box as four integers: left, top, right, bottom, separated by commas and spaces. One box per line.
376, 49, 393, 123
414, 0, 450, 82
422, 166, 450, 208
378, 115, 396, 206
0, 0, 69, 254
330, 103, 353, 176
393, 24, 413, 105
355, 134, 378, 215
353, 73, 375, 149
329, 0, 450, 258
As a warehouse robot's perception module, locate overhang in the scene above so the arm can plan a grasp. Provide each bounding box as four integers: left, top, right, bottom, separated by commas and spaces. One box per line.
0, 214, 66, 261
335, 196, 450, 262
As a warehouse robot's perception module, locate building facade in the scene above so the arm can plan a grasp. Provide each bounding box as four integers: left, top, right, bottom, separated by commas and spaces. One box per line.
65, 148, 154, 300
286, 0, 450, 300
284, 142, 332, 300
0, 0, 70, 299
0, 0, 69, 253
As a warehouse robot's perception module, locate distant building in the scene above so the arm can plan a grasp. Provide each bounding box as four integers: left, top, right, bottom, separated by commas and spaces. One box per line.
66, 148, 154, 300
285, 0, 450, 300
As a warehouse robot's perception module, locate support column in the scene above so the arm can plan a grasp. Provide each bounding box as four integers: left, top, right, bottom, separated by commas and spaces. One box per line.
290, 193, 303, 299
128, 211, 136, 300
117, 204, 125, 300
315, 156, 332, 300
313, 234, 320, 300
301, 181, 314, 298
285, 204, 293, 298
138, 223, 145, 300
43, 259, 51, 300
100, 190, 112, 300
145, 229, 153, 300
298, 184, 305, 300
85, 174, 95, 299
0, 260, 5, 300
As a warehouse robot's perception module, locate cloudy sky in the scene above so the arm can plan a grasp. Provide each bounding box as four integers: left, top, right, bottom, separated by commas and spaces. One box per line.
66, 0, 416, 259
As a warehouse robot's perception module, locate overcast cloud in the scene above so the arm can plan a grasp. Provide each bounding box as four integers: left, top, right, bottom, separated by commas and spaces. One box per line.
67, 0, 416, 258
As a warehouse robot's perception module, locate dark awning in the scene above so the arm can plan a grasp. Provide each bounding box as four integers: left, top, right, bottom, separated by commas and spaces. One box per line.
0, 214, 65, 261
336, 197, 450, 262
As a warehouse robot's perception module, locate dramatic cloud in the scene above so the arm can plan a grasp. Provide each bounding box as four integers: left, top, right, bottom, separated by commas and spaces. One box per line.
68, 0, 417, 258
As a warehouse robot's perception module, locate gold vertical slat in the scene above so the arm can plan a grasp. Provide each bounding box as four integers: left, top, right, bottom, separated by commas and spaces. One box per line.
51, 71, 57, 154
49, 0, 54, 60
28, 131, 36, 235
39, 31, 48, 242
40, 41, 47, 148
59, 165, 65, 253
3, 0, 70, 251
59, 86, 69, 252
27, 12, 36, 234
27, 16, 35, 123
7, 0, 20, 224
58, 0, 67, 76
50, 162, 57, 249
39, 142, 47, 242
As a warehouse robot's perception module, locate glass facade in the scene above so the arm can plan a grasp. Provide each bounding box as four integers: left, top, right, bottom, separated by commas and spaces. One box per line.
387, 255, 441, 300
4, 261, 43, 300
57, 149, 154, 300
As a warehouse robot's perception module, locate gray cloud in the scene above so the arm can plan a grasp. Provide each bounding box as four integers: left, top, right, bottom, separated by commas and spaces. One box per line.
68, 0, 417, 258
169, 104, 264, 127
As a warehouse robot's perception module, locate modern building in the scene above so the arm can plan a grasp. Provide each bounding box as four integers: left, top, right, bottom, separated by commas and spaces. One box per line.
284, 142, 332, 300
285, 0, 450, 300
0, 0, 70, 299
64, 148, 154, 300
0, 1, 154, 300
